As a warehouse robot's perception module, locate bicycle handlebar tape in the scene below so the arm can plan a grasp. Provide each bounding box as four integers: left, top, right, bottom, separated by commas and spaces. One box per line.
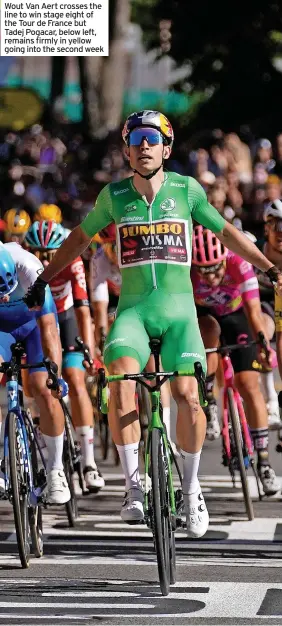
266, 265, 280, 285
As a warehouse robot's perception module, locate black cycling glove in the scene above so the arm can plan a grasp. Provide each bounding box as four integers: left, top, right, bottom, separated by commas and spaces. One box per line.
23, 276, 48, 309
266, 266, 280, 286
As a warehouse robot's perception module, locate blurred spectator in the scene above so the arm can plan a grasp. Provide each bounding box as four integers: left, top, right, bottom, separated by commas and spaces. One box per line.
254, 138, 275, 173
265, 175, 281, 203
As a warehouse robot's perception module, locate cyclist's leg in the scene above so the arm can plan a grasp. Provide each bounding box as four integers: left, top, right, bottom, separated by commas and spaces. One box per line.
24, 318, 70, 504
198, 309, 221, 440
63, 352, 105, 491
260, 310, 280, 426
59, 307, 104, 489
91, 282, 109, 349
161, 303, 209, 538
104, 308, 150, 522
220, 309, 280, 495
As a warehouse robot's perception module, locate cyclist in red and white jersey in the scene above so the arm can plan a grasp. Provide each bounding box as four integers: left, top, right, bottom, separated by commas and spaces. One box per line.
25, 220, 105, 493
191, 225, 280, 496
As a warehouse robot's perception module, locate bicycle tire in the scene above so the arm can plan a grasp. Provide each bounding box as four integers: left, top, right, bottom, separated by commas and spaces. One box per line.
8, 412, 30, 568
99, 412, 109, 461
227, 387, 254, 521
150, 428, 170, 596
28, 426, 44, 558
137, 383, 150, 459
63, 413, 78, 527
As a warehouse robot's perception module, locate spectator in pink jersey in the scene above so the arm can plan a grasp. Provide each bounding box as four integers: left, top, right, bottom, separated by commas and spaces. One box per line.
191, 225, 280, 496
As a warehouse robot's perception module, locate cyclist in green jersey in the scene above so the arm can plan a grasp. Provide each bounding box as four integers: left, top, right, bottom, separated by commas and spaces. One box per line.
24, 110, 282, 539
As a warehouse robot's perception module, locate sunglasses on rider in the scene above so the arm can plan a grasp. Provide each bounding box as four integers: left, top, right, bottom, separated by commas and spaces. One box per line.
196, 261, 225, 275
33, 249, 57, 263
128, 128, 164, 147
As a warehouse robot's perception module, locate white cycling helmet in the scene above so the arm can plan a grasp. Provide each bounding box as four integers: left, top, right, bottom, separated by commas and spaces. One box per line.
263, 199, 282, 221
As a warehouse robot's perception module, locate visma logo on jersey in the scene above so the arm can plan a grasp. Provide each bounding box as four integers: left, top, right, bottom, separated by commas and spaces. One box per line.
118, 219, 190, 267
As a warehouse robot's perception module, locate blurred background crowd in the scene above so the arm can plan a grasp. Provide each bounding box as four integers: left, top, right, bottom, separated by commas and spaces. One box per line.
1, 0, 282, 242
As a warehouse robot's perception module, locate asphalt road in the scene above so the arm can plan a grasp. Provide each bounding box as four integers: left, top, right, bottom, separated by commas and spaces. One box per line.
1, 415, 282, 626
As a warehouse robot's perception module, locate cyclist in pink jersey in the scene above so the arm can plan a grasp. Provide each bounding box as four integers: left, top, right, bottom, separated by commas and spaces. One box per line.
191, 225, 280, 496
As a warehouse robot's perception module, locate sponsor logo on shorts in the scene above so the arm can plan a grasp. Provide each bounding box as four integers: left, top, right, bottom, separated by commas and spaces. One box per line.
170, 182, 185, 188
160, 198, 176, 211
104, 337, 127, 351
120, 215, 145, 222
113, 188, 129, 196
181, 352, 204, 359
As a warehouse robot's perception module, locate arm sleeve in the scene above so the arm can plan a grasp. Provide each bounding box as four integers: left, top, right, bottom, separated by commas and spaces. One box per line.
188, 177, 226, 233
228, 255, 259, 303
6, 243, 44, 289
80, 184, 114, 238
69, 258, 89, 307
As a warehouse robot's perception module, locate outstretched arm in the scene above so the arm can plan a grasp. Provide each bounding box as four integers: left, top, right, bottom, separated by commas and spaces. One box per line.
217, 221, 273, 272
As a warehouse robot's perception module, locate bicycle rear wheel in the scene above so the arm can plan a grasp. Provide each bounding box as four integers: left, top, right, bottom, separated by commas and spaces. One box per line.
227, 387, 254, 521
150, 428, 170, 596
8, 412, 30, 568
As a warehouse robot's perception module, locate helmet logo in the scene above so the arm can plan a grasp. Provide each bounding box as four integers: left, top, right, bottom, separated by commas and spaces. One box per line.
160, 198, 176, 211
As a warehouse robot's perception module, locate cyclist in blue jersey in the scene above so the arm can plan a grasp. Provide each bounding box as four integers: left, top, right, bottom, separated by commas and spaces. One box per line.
0, 242, 70, 505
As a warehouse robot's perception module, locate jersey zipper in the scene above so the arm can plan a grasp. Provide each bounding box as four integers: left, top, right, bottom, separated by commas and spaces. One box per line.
148, 201, 157, 289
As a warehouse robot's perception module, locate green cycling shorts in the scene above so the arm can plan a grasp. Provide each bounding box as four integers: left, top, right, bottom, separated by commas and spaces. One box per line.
104, 289, 206, 376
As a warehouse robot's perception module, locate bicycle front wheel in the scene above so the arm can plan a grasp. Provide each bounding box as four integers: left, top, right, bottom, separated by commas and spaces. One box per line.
8, 412, 30, 568
150, 428, 170, 596
227, 387, 254, 521
63, 411, 78, 527
28, 427, 44, 558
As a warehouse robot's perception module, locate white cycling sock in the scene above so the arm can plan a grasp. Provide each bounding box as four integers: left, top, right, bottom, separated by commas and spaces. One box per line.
261, 372, 278, 404
116, 442, 141, 491
76, 426, 96, 469
162, 406, 171, 441
181, 448, 202, 495
44, 433, 64, 473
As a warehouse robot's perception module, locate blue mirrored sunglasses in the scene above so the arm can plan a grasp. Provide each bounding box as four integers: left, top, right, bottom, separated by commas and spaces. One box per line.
129, 128, 163, 146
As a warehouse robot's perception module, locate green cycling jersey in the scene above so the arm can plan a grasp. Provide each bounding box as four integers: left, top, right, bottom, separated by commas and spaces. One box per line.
81, 172, 225, 373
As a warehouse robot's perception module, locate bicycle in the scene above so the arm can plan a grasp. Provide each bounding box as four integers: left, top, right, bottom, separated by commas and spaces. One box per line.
97, 338, 206, 596
205, 334, 268, 521
1, 342, 47, 568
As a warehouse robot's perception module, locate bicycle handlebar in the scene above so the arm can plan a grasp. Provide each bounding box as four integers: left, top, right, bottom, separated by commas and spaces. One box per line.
205, 332, 269, 357
43, 357, 60, 391
75, 336, 93, 367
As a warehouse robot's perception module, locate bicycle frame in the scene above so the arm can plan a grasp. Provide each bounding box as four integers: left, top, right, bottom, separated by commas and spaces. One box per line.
220, 354, 254, 462
143, 388, 177, 519
2, 348, 46, 505
98, 362, 205, 523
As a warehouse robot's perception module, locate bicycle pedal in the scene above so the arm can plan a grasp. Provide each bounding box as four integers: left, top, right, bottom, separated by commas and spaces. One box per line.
125, 519, 145, 526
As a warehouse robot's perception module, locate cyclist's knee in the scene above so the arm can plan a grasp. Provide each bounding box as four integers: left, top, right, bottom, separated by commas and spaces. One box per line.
29, 374, 51, 402
263, 312, 275, 341
235, 371, 260, 399
172, 382, 201, 416
199, 314, 220, 347
63, 367, 85, 397
108, 358, 137, 409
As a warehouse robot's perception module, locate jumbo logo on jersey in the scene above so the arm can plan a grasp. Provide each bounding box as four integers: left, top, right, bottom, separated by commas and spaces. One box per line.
117, 219, 190, 268
160, 198, 176, 211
